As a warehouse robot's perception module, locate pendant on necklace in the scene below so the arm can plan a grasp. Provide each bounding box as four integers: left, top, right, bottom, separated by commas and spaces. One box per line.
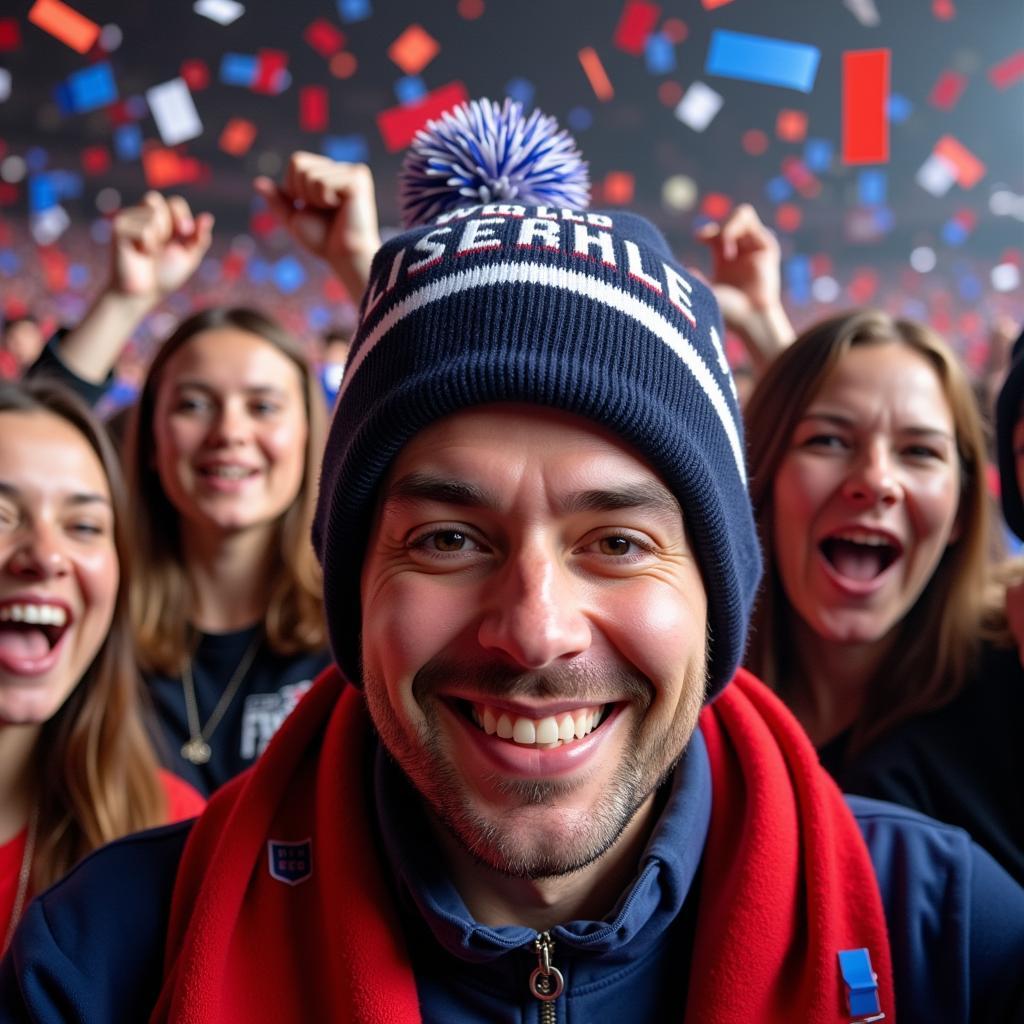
181, 737, 212, 765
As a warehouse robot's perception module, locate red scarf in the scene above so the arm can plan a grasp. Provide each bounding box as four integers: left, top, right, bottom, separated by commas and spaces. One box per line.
152, 667, 894, 1024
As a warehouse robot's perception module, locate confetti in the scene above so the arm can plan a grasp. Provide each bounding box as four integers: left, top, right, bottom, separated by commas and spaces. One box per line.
661, 174, 697, 210
602, 171, 635, 205
193, 0, 245, 26
843, 0, 880, 27
55, 62, 117, 115
0, 69, 10, 104
146, 78, 203, 147
113, 124, 141, 160
701, 0, 735, 8
613, 1, 661, 57
933, 134, 985, 187
305, 19, 345, 58
219, 117, 256, 155
673, 81, 723, 132
180, 59, 211, 91
321, 134, 368, 162
220, 53, 258, 87
776, 109, 807, 142
989, 51, 1024, 89
394, 75, 426, 105
142, 146, 205, 188
932, 0, 955, 20
27, 0, 100, 54
916, 152, 957, 196
300, 85, 328, 131
337, 0, 371, 23
857, 169, 886, 205
578, 47, 614, 101
929, 70, 966, 110
387, 24, 438, 75
705, 30, 821, 93
842, 49, 889, 164
253, 49, 288, 94
376, 80, 469, 153
803, 138, 833, 172
644, 33, 676, 75
81, 145, 110, 175
0, 19, 21, 51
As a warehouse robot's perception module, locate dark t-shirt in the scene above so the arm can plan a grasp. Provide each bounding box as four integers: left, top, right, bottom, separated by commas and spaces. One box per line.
146, 625, 331, 796
821, 641, 1024, 886
24, 335, 112, 408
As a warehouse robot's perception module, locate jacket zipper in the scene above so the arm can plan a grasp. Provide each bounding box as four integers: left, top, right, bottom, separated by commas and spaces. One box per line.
529, 931, 563, 1024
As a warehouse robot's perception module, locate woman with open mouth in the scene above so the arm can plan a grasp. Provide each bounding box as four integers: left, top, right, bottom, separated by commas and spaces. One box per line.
122, 305, 332, 797
743, 309, 1023, 886
0, 379, 204, 949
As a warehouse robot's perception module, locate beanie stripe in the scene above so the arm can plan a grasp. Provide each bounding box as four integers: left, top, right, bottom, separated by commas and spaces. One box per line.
340, 260, 747, 484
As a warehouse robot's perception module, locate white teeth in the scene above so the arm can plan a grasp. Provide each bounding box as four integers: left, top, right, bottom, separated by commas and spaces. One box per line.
205, 465, 253, 479
471, 702, 606, 747
0, 603, 68, 627
534, 717, 559, 745
512, 718, 536, 744
833, 531, 892, 547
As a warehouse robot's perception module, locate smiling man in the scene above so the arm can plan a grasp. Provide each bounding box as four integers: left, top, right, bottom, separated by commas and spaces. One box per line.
3, 107, 1024, 1024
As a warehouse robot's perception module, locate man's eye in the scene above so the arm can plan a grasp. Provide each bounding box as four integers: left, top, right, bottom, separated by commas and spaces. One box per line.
598, 536, 634, 556
432, 530, 468, 552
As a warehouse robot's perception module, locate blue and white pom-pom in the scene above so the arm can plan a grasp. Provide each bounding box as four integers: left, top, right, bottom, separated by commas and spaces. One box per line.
399, 98, 590, 228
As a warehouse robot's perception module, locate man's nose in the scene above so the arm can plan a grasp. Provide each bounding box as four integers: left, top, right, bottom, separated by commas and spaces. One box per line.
477, 543, 592, 669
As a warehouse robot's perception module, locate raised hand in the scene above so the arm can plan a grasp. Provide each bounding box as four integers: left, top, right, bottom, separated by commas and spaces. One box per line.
254, 153, 380, 302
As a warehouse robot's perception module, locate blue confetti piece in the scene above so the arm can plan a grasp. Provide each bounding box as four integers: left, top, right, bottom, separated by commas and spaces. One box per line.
28, 175, 58, 213
25, 147, 49, 172
942, 218, 969, 246
504, 77, 534, 107
55, 62, 118, 115
247, 259, 272, 285
644, 32, 676, 75
706, 30, 820, 93
321, 134, 369, 162
858, 169, 887, 206
394, 75, 427, 105
803, 138, 833, 173
337, 0, 371, 22
887, 93, 913, 123
67, 264, 90, 289
274, 255, 306, 294
785, 254, 812, 305
0, 250, 21, 276
124, 94, 148, 119
306, 305, 333, 332
566, 106, 593, 132
220, 53, 258, 87
49, 170, 83, 200
872, 207, 894, 233
765, 176, 793, 203
957, 274, 982, 301
114, 124, 142, 161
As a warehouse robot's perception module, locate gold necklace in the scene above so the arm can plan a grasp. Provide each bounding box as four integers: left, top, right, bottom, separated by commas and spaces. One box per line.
180, 632, 262, 766
2, 805, 37, 953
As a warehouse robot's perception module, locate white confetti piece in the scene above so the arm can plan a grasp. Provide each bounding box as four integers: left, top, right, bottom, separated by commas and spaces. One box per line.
674, 82, 723, 133
146, 77, 203, 146
915, 152, 957, 197
193, 0, 245, 25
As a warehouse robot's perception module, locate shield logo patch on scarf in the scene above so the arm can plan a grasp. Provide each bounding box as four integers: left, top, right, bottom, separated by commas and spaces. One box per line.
267, 838, 313, 885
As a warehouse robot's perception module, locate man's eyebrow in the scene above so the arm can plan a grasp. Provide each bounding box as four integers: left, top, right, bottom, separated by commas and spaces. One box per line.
384, 472, 501, 510
0, 482, 110, 506
560, 483, 681, 519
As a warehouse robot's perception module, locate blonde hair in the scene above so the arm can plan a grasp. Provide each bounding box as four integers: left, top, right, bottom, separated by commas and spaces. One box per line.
123, 307, 328, 675
744, 309, 995, 754
0, 379, 167, 891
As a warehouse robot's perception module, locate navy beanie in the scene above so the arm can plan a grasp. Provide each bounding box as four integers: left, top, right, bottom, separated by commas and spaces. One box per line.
996, 326, 1024, 538
313, 101, 762, 701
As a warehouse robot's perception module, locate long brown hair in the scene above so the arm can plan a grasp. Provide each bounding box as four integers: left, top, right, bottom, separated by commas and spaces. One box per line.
124, 307, 327, 675
0, 379, 167, 891
744, 309, 994, 753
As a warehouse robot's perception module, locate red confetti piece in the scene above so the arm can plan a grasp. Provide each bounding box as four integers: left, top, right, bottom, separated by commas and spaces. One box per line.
377, 80, 469, 153
657, 80, 684, 107
842, 49, 890, 165
932, 0, 955, 19
81, 145, 110, 175
324, 276, 349, 302
0, 18, 21, 51
330, 52, 358, 79
700, 193, 732, 219
457, 0, 485, 18
602, 171, 635, 205
0, 182, 19, 207
300, 86, 328, 132
847, 268, 878, 303
776, 109, 807, 142
250, 210, 277, 236
305, 19, 345, 58
219, 118, 257, 156
929, 70, 967, 110
661, 18, 688, 44
741, 129, 768, 155
613, 1, 661, 57
578, 47, 614, 102
38, 247, 68, 292
253, 49, 288, 94
387, 24, 440, 76
775, 203, 802, 232
180, 59, 210, 92
142, 146, 204, 189
810, 254, 832, 276
989, 51, 1024, 89
27, 0, 100, 54
701, 0, 735, 7
933, 134, 985, 188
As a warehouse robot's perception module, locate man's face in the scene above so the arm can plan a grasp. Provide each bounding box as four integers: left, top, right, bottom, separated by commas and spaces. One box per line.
360, 404, 708, 879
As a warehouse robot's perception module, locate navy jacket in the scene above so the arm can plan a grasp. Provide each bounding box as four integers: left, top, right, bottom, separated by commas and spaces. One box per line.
2, 732, 1023, 1023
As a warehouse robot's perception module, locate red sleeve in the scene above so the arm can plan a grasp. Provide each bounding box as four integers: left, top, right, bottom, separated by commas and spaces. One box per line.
158, 770, 207, 823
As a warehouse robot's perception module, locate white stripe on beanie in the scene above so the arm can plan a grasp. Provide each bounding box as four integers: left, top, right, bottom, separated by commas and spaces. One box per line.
339, 260, 746, 484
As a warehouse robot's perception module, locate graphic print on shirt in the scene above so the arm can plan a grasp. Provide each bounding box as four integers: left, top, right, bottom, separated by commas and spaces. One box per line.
240, 680, 314, 759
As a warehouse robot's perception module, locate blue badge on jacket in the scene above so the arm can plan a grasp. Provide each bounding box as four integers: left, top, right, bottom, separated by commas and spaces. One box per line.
267, 839, 313, 885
